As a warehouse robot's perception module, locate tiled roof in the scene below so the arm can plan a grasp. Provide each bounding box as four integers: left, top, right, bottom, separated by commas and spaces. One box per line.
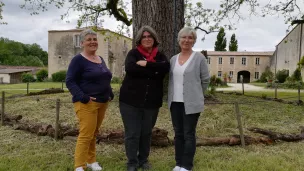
0, 65, 41, 70
0, 69, 33, 74
205, 51, 274, 56
48, 27, 132, 40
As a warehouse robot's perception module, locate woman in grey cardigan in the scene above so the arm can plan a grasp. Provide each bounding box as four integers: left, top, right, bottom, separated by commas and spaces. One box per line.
168, 27, 210, 171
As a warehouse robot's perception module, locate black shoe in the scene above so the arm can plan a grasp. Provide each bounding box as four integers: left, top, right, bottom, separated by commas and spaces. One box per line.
127, 165, 138, 171
139, 162, 152, 170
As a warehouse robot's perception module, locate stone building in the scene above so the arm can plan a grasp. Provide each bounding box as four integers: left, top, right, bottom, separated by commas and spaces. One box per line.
271, 23, 304, 80
48, 28, 132, 78
206, 51, 274, 83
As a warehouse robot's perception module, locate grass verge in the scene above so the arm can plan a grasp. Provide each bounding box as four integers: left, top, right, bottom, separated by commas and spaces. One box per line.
1, 93, 304, 170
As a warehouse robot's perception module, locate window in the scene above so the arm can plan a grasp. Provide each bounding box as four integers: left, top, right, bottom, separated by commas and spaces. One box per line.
218, 71, 222, 77
207, 57, 210, 64
219, 57, 222, 64
229, 71, 233, 78
256, 58, 260, 65
242, 57, 246, 65
230, 57, 234, 64
255, 72, 259, 79
74, 34, 80, 47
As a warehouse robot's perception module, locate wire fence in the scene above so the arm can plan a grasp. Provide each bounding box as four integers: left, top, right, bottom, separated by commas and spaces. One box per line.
0, 82, 67, 97
218, 81, 304, 102
1, 87, 303, 145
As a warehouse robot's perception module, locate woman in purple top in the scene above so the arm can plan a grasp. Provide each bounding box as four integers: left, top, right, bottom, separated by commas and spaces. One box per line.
66, 29, 113, 171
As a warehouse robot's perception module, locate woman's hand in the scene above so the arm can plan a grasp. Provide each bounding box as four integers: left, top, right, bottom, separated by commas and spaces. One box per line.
90, 97, 96, 101
136, 60, 147, 67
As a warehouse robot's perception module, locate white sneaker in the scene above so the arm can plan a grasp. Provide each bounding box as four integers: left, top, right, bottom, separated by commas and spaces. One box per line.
180, 167, 191, 171
75, 167, 84, 171
87, 162, 103, 171
173, 166, 181, 171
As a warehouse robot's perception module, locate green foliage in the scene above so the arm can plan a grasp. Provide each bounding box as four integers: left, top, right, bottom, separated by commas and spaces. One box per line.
299, 56, 304, 67
0, 37, 47, 66
21, 73, 35, 83
210, 75, 227, 86
259, 67, 274, 82
291, 67, 302, 81
277, 82, 304, 89
209, 85, 216, 95
261, 93, 267, 99
111, 76, 122, 84
229, 33, 238, 51
210, 75, 217, 86
36, 69, 48, 82
215, 77, 222, 85
51, 70, 67, 82
1, 0, 303, 45
214, 27, 227, 51
0, 1, 7, 25
275, 69, 289, 83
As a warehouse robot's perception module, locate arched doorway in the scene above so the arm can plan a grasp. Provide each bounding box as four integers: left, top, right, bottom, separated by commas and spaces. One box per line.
237, 71, 250, 83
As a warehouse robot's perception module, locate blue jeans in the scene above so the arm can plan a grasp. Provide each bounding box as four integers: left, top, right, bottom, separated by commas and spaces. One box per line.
119, 102, 159, 167
170, 102, 200, 170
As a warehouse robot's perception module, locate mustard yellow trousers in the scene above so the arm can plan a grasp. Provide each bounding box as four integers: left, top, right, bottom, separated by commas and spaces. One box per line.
73, 101, 108, 169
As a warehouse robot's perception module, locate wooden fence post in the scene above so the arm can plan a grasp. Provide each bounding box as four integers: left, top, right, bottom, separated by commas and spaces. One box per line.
27, 82, 29, 95
235, 102, 245, 147
275, 82, 278, 99
298, 82, 301, 103
1, 91, 4, 126
61, 80, 64, 90
55, 99, 60, 140
241, 75, 244, 95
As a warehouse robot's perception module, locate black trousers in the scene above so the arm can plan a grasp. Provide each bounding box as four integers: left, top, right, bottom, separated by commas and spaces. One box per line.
119, 102, 159, 167
170, 102, 200, 170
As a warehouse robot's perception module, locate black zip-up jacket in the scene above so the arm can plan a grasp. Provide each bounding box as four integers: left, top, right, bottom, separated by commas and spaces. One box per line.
119, 48, 170, 108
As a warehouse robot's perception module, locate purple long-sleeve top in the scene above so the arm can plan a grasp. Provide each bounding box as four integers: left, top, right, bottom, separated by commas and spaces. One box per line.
66, 54, 114, 103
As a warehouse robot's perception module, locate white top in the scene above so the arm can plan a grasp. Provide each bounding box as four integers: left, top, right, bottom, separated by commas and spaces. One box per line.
172, 52, 196, 102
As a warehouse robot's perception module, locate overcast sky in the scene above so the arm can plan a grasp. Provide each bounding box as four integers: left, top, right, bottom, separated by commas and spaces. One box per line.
0, 0, 301, 52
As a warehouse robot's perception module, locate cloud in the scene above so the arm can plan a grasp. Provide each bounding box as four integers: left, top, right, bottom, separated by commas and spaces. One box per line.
193, 11, 290, 52
0, 0, 301, 53
0, 0, 123, 50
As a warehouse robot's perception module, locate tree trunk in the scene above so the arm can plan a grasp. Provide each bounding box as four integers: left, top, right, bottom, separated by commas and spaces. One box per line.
132, 0, 184, 58
4, 114, 304, 146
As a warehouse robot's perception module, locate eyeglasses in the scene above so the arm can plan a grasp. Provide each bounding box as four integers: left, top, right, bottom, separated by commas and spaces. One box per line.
142, 35, 153, 39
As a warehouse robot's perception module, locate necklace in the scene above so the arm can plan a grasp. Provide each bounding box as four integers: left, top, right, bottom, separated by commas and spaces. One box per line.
179, 57, 188, 64
81, 53, 101, 63
179, 51, 193, 65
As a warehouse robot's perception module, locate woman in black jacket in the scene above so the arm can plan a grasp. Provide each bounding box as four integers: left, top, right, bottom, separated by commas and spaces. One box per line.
119, 25, 170, 171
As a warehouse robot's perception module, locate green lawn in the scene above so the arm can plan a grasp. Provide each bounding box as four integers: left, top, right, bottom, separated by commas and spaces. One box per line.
1, 92, 304, 170
0, 82, 120, 89
249, 82, 267, 87
0, 83, 120, 97
243, 91, 303, 101
0, 82, 65, 89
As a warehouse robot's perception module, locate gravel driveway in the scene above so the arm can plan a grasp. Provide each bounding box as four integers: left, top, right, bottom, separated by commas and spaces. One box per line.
216, 83, 298, 92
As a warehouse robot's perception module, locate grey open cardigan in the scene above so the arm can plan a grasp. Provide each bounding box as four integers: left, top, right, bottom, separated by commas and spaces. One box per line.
168, 52, 210, 114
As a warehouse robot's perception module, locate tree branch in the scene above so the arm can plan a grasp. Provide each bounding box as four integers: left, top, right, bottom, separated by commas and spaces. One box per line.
281, 0, 295, 11
194, 26, 219, 34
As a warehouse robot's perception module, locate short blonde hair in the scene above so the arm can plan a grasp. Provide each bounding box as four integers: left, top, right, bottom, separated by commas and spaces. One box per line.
135, 25, 160, 47
177, 27, 197, 44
